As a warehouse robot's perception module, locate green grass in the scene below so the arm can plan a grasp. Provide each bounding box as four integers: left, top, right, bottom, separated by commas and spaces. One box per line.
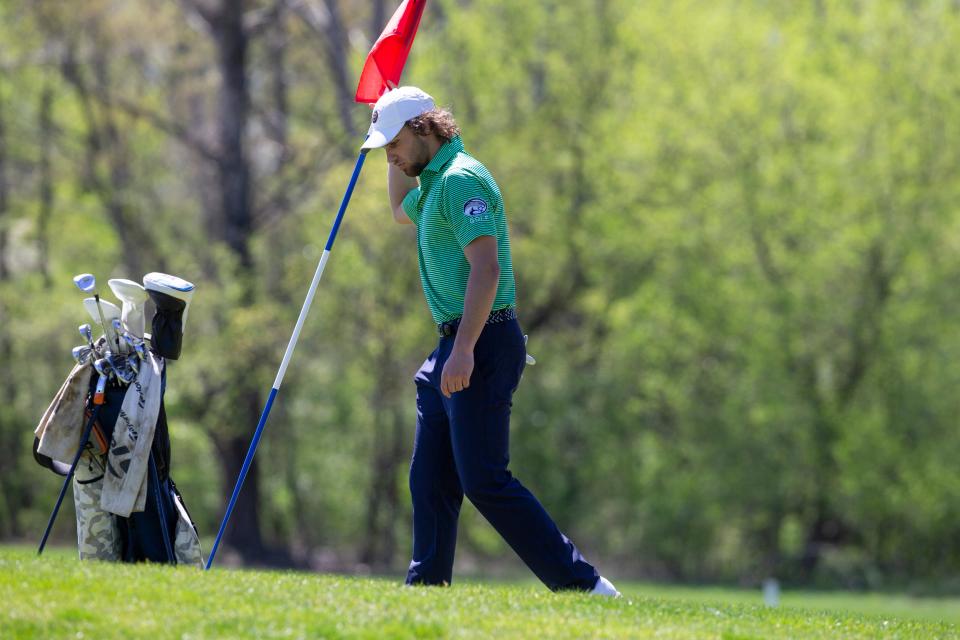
2, 546, 957, 639
621, 582, 960, 627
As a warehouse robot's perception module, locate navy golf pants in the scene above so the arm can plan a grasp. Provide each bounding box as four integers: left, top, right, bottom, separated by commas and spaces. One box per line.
405, 318, 599, 591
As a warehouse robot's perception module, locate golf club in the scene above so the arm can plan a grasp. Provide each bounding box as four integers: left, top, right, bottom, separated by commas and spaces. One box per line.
114, 320, 139, 374
79, 324, 98, 356
93, 370, 108, 405
93, 357, 114, 381
113, 319, 133, 351
126, 353, 140, 376
113, 318, 143, 345
71, 345, 95, 366
74, 273, 122, 354
117, 322, 145, 375
108, 354, 136, 385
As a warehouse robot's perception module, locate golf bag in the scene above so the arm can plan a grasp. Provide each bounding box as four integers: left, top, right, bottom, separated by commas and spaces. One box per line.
34, 272, 202, 566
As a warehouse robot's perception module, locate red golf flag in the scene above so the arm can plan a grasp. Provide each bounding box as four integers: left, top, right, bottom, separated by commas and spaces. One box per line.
355, 0, 427, 103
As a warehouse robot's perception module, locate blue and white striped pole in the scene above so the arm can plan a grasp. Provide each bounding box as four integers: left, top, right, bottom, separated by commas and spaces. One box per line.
205, 149, 369, 569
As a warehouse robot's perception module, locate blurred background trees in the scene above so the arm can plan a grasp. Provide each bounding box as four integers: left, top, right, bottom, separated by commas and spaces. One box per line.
1, 0, 959, 589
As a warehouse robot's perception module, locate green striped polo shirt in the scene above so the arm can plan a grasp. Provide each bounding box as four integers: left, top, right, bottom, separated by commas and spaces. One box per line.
401, 136, 516, 324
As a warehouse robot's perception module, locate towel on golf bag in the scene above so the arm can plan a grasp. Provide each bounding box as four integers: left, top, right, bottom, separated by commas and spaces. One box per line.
100, 351, 163, 517
35, 363, 94, 464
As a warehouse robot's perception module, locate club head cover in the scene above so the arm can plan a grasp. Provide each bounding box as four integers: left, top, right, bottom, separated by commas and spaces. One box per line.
144, 273, 195, 360
108, 278, 148, 338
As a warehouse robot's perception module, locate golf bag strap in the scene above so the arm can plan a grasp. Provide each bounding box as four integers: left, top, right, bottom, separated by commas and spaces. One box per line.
33, 437, 71, 476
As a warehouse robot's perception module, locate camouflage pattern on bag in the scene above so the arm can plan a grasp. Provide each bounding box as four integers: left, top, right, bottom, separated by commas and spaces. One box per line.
171, 490, 203, 568
73, 452, 121, 561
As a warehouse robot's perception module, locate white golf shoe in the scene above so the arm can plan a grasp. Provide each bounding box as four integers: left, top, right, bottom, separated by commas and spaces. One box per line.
590, 576, 621, 598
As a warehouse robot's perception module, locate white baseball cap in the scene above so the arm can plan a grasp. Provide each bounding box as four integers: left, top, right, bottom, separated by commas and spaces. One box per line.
360, 86, 436, 151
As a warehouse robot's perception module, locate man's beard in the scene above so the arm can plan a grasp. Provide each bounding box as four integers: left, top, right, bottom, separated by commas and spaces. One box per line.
404, 161, 428, 177
405, 137, 430, 176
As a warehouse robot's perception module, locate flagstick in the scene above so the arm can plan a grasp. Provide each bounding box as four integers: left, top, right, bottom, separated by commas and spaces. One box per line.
205, 0, 426, 570
205, 150, 368, 569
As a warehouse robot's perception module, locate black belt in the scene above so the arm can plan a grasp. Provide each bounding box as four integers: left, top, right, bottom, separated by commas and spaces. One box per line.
438, 307, 517, 337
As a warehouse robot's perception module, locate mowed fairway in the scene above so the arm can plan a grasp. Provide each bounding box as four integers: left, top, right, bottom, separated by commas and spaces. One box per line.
2, 547, 957, 639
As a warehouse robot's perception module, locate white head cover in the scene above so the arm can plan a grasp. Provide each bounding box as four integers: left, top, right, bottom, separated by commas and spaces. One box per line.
360, 86, 436, 151
143, 272, 195, 329
108, 278, 148, 340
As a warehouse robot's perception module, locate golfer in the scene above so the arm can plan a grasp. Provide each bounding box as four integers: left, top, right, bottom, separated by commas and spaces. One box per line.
362, 86, 619, 596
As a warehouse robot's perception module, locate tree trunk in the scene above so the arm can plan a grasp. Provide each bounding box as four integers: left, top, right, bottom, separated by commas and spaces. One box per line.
201, 0, 269, 563
262, 4, 291, 286
93, 53, 148, 276
370, 0, 387, 44
0, 84, 8, 280
321, 0, 357, 140
294, 0, 356, 146
37, 83, 53, 288
266, 7, 289, 158
58, 45, 153, 276
213, 415, 267, 559
214, 0, 253, 268
0, 83, 10, 280
0, 80, 17, 537
359, 342, 405, 568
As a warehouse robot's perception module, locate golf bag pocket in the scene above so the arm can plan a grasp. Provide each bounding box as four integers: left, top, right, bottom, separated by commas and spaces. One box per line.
148, 290, 186, 360
73, 467, 121, 561
75, 451, 106, 484
84, 407, 109, 456
170, 481, 203, 568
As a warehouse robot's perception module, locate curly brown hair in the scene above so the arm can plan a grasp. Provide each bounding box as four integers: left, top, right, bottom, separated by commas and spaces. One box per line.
405, 109, 460, 142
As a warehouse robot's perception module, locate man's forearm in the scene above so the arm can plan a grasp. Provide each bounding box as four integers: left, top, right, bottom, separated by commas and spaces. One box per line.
388, 163, 418, 212
452, 260, 499, 354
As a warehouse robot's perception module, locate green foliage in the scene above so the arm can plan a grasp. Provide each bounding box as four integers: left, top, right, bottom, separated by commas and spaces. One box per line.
2, 0, 960, 588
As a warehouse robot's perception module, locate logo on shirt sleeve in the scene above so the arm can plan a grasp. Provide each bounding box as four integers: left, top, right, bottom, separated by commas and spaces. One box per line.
464, 198, 488, 217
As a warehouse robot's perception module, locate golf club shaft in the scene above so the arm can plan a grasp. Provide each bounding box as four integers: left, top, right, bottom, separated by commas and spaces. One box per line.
205, 150, 368, 570
93, 294, 122, 353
